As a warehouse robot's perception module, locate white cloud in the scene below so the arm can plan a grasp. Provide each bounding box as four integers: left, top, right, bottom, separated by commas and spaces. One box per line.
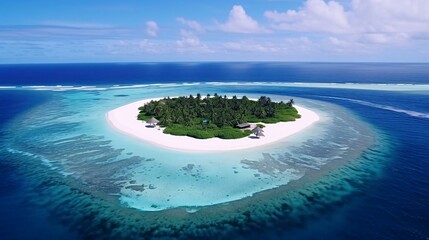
265, 0, 429, 37
263, 0, 429, 52
40, 21, 113, 28
220, 5, 268, 33
223, 37, 314, 54
176, 29, 212, 53
264, 0, 350, 33
107, 39, 162, 55
175, 17, 211, 53
224, 41, 278, 52
146, 21, 159, 37
177, 17, 204, 33
350, 0, 429, 34
326, 36, 369, 52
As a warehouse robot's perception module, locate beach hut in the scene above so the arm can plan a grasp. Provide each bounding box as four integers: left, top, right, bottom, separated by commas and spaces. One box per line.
146, 117, 159, 127
255, 131, 265, 138
236, 123, 250, 129
252, 126, 264, 134
252, 126, 265, 138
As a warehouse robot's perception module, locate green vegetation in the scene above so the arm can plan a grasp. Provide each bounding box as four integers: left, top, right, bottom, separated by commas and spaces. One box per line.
163, 124, 252, 139
138, 94, 300, 139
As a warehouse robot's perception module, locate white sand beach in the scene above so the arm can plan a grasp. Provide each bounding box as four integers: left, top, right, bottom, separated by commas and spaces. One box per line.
106, 98, 320, 152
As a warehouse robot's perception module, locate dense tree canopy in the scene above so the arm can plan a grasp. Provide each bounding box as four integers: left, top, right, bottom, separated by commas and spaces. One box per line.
138, 94, 300, 139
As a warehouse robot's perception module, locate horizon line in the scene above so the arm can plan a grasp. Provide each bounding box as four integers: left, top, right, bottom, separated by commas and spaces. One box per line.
1, 60, 429, 65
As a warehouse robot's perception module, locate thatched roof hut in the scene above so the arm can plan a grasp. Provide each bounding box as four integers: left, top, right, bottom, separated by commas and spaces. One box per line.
252, 126, 264, 134
146, 117, 159, 125
255, 131, 265, 138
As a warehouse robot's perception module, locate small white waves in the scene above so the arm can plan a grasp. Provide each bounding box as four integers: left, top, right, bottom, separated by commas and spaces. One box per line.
182, 82, 201, 86
324, 96, 429, 120
6, 147, 76, 176
21, 85, 107, 91
3, 82, 429, 92
153, 83, 181, 88
110, 84, 150, 89
185, 207, 201, 213
204, 82, 429, 92
6, 148, 55, 167
8, 83, 199, 91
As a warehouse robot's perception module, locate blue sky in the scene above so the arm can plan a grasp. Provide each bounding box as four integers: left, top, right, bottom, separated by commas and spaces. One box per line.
1, 0, 428, 63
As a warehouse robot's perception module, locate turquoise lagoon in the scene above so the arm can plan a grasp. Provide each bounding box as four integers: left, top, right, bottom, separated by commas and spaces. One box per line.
2, 83, 389, 238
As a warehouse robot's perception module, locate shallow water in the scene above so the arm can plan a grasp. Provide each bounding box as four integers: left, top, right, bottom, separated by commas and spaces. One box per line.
2, 85, 377, 212
0, 84, 390, 239
1, 63, 428, 239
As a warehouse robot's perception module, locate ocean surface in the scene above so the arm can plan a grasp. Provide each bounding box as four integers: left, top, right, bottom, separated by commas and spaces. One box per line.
0, 63, 428, 239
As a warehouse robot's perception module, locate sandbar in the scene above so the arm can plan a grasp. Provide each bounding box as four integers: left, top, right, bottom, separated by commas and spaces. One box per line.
106, 98, 320, 152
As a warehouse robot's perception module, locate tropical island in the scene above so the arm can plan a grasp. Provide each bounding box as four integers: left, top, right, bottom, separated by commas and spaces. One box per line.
137, 94, 301, 139
106, 96, 319, 152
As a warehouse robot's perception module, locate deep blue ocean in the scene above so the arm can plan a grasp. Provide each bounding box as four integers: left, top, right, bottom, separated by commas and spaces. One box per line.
1, 62, 429, 85
0, 63, 428, 239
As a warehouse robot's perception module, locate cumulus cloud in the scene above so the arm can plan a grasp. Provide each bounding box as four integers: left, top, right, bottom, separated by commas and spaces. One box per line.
175, 17, 211, 53
263, 0, 429, 51
146, 21, 159, 37
265, 0, 429, 37
220, 5, 268, 33
177, 17, 204, 33
350, 0, 429, 34
265, 0, 350, 33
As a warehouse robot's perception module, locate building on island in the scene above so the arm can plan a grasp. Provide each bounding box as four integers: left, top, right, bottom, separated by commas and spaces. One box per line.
252, 126, 265, 138
236, 123, 251, 129
146, 117, 159, 127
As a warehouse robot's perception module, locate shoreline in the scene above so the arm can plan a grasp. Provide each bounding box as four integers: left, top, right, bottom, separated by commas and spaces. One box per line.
106, 97, 320, 152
